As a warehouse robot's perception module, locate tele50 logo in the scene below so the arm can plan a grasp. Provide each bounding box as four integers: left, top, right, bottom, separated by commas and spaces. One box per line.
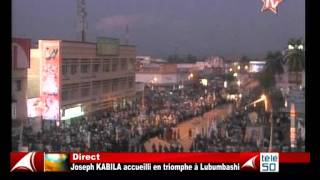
260, 153, 279, 172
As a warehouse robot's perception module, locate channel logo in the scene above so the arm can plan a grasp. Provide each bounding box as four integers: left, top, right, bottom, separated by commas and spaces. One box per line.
10, 152, 44, 172
240, 153, 260, 171
260, 153, 279, 173
240, 152, 280, 173
242, 155, 259, 169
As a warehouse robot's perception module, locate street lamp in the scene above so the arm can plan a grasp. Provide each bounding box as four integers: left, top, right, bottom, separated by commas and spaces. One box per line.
233, 73, 238, 77
237, 65, 241, 70
229, 68, 233, 72
237, 80, 241, 87
245, 93, 273, 151
288, 44, 294, 50
188, 73, 194, 80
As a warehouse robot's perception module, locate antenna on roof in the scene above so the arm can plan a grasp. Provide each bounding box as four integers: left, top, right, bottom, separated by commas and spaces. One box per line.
77, 0, 87, 42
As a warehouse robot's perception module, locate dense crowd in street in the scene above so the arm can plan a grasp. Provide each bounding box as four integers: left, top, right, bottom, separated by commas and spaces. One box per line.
14, 85, 222, 152
190, 99, 296, 152
12, 81, 304, 153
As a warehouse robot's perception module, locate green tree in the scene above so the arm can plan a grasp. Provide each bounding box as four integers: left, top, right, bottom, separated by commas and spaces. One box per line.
258, 71, 276, 91
264, 51, 284, 81
167, 54, 180, 62
258, 66, 284, 152
240, 55, 250, 64
224, 72, 235, 82
186, 54, 197, 63
284, 38, 305, 85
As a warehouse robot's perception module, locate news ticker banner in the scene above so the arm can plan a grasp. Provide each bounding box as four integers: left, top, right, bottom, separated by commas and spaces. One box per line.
10, 152, 310, 173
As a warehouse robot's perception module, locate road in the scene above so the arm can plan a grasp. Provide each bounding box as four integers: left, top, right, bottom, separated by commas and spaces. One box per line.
144, 104, 233, 152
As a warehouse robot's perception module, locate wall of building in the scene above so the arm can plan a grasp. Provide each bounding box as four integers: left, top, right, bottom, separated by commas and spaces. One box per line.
59, 41, 136, 116
12, 38, 30, 129
27, 49, 41, 98
135, 73, 178, 85
28, 39, 137, 121
12, 69, 28, 123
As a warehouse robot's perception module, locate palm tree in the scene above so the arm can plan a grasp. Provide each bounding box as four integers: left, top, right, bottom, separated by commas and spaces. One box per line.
284, 38, 305, 85
224, 72, 235, 82
257, 51, 286, 152
264, 51, 284, 82
240, 55, 250, 63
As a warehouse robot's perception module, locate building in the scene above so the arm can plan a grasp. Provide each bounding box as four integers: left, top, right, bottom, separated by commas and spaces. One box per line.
12, 38, 31, 148
28, 38, 136, 126
135, 63, 197, 89
249, 61, 266, 73
204, 56, 224, 68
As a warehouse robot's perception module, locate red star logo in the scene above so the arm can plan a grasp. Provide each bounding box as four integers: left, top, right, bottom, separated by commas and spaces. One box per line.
261, 0, 283, 14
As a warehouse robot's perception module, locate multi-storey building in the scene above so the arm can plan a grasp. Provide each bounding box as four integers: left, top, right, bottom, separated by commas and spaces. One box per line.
28, 38, 136, 126
12, 38, 31, 149
135, 63, 197, 89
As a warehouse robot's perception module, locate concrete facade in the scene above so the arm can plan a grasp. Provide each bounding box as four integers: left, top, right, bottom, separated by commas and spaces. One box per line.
28, 39, 136, 122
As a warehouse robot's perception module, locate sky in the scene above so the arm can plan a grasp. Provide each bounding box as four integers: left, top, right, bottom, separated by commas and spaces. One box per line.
12, 0, 305, 59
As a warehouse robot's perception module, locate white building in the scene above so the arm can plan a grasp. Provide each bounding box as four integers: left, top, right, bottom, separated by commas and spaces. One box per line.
135, 63, 197, 88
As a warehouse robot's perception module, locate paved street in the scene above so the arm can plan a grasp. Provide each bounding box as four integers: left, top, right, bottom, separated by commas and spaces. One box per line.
144, 104, 233, 152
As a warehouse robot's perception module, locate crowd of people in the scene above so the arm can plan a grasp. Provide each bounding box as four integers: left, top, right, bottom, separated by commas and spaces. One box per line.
191, 97, 295, 152
13, 82, 301, 153
14, 85, 222, 152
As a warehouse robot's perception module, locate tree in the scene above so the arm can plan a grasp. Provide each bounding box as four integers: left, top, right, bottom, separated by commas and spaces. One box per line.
284, 38, 305, 85
258, 71, 276, 91
240, 55, 250, 64
186, 54, 197, 63
258, 51, 286, 151
224, 72, 235, 82
167, 54, 180, 62
268, 88, 284, 112
264, 51, 284, 82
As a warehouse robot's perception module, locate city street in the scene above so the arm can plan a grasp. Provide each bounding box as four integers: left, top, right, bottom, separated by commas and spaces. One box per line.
144, 104, 233, 152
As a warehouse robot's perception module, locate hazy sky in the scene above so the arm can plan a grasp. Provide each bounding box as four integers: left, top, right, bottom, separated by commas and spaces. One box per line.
12, 0, 305, 59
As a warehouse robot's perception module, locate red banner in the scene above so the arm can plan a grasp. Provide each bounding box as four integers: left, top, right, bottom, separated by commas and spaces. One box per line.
69, 152, 310, 164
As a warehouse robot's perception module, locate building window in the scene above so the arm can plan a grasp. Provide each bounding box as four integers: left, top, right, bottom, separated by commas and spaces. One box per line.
81, 87, 90, 97
81, 64, 89, 73
129, 77, 134, 88
70, 64, 77, 75
12, 103, 16, 119
103, 63, 110, 72
16, 80, 22, 91
92, 82, 101, 95
69, 88, 78, 100
93, 64, 100, 73
112, 59, 118, 71
118, 78, 127, 89
62, 64, 68, 75
121, 59, 127, 70
102, 82, 109, 93
62, 90, 68, 101
112, 79, 118, 92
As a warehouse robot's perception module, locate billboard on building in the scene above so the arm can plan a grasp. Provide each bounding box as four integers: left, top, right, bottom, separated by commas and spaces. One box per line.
61, 105, 84, 120
40, 40, 60, 121
249, 61, 266, 73
96, 37, 119, 56
12, 38, 31, 69
27, 97, 42, 118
